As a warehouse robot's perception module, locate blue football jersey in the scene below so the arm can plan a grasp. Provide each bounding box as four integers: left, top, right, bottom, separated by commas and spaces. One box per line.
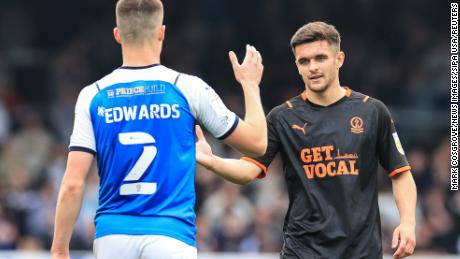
69, 64, 239, 246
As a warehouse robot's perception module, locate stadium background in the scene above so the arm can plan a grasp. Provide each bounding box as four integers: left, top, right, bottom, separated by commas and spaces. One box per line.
0, 0, 455, 257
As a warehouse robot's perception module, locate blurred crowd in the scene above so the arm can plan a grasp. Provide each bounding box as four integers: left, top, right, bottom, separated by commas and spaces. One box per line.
0, 0, 455, 255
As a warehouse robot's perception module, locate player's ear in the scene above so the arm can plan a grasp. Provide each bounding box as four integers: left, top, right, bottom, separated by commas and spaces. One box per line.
293, 59, 304, 75
336, 51, 345, 69
113, 27, 122, 45
294, 59, 302, 75
157, 25, 165, 42
293, 52, 301, 74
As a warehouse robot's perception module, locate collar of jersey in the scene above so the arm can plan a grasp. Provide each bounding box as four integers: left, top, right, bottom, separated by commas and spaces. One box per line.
118, 63, 161, 70
301, 87, 351, 108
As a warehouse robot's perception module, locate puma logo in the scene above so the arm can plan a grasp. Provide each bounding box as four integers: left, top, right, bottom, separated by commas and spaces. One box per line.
292, 123, 307, 135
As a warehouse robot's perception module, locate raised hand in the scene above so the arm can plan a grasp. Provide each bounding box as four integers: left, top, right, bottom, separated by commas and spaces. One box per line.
229, 44, 264, 88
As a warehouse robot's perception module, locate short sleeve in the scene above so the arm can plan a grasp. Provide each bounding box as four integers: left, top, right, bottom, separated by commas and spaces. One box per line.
241, 108, 281, 178
68, 85, 98, 155
375, 101, 411, 177
177, 75, 238, 139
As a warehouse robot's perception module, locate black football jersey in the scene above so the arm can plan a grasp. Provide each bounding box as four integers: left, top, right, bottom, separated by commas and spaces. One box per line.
243, 88, 411, 259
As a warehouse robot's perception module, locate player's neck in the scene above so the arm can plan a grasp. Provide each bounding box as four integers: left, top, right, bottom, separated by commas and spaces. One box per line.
121, 43, 161, 67
306, 83, 346, 106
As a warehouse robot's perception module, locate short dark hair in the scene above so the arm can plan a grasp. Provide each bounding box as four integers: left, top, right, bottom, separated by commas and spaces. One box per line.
116, 0, 163, 44
290, 21, 341, 51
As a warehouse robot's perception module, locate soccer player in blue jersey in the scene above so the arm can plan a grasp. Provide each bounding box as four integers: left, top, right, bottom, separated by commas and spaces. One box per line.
50, 0, 266, 258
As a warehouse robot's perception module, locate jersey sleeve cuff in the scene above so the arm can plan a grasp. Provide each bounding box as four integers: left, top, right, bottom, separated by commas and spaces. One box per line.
216, 115, 239, 140
69, 146, 96, 156
388, 165, 411, 178
241, 157, 267, 179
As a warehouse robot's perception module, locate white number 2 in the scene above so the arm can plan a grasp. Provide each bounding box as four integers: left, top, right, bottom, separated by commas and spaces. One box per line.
118, 132, 157, 195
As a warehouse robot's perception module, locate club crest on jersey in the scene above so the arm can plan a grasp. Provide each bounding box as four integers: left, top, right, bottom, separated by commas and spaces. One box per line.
350, 116, 364, 134
292, 123, 307, 135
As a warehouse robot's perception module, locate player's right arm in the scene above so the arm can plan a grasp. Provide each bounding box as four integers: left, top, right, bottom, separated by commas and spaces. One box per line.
51, 152, 93, 259
224, 44, 267, 156
195, 125, 262, 184
196, 106, 281, 183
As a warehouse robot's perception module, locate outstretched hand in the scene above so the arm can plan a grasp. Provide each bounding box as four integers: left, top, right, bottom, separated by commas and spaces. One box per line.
229, 44, 264, 87
195, 125, 215, 169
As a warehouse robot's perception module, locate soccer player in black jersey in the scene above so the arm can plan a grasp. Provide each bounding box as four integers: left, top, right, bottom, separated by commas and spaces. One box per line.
196, 21, 417, 259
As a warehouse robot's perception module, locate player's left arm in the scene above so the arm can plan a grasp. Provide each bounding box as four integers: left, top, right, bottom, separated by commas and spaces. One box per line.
375, 100, 417, 258
51, 85, 96, 258
51, 151, 94, 259
391, 170, 417, 259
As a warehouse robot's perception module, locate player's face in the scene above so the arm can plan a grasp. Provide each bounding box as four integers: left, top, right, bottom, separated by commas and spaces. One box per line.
294, 40, 344, 93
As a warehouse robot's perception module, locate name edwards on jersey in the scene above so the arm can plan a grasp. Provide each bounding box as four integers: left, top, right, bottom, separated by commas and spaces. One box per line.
96, 83, 181, 124
97, 104, 181, 124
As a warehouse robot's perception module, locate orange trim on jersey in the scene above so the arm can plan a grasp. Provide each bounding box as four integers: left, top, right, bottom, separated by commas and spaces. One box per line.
388, 166, 411, 177
301, 87, 351, 100
343, 87, 352, 97
301, 91, 308, 101
241, 157, 267, 179
363, 96, 369, 102
286, 101, 293, 108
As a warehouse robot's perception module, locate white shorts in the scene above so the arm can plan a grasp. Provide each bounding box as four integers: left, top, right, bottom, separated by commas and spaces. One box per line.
93, 234, 197, 259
